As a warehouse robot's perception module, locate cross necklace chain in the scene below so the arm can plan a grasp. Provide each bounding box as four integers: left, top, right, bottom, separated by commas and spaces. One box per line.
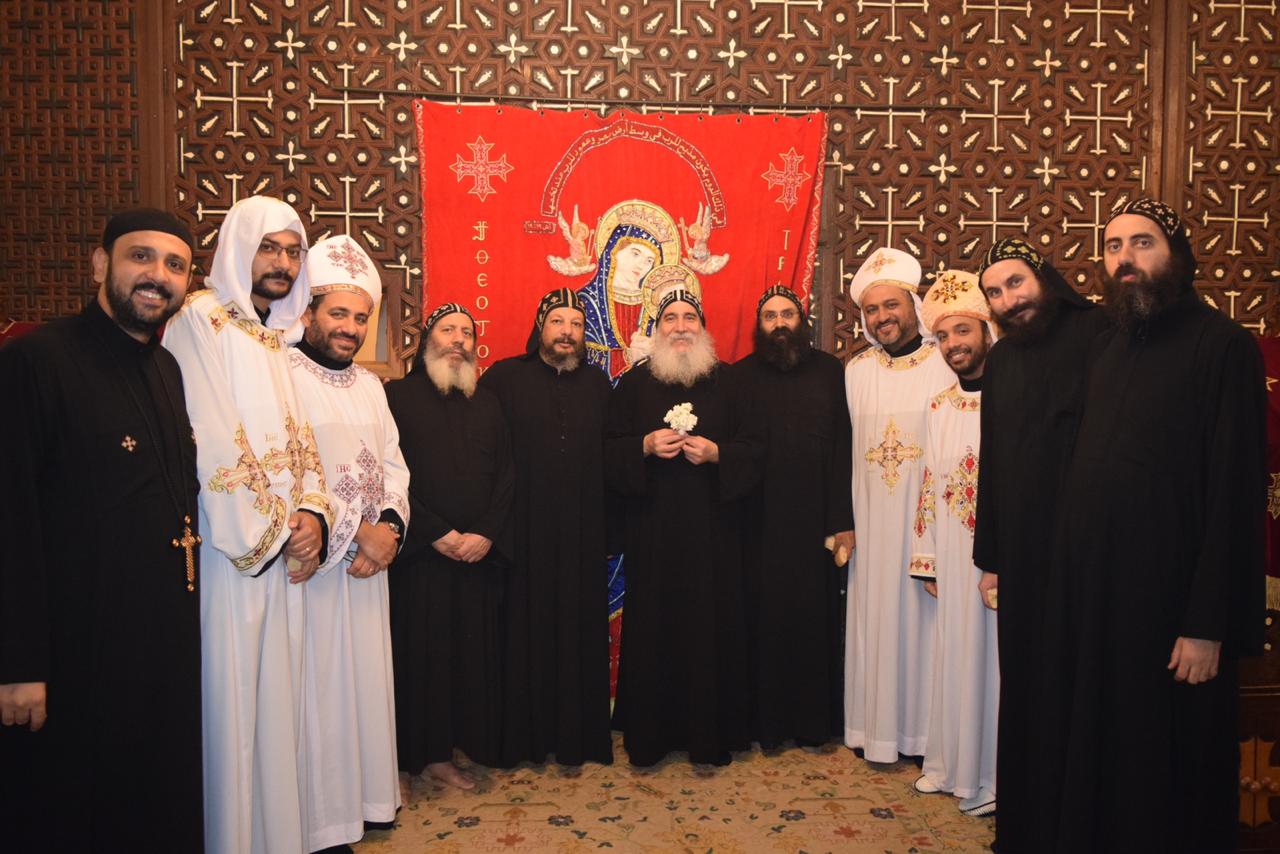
95, 323, 201, 592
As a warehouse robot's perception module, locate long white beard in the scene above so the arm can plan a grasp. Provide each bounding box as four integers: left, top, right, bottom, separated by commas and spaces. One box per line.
424, 350, 478, 398
648, 328, 718, 387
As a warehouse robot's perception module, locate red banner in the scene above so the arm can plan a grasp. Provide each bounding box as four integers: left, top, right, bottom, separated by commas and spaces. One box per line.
414, 102, 827, 374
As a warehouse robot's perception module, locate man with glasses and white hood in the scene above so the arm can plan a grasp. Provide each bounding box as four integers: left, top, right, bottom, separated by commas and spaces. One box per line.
164, 195, 333, 854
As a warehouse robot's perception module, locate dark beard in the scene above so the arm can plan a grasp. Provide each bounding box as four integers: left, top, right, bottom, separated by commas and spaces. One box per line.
994, 292, 1062, 345
252, 269, 294, 302
540, 336, 586, 371
754, 324, 811, 371
1103, 257, 1194, 333
104, 260, 178, 338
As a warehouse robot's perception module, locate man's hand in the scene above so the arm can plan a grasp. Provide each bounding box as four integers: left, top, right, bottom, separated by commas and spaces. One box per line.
643, 428, 685, 459
1168, 636, 1221, 685
284, 512, 322, 561
287, 556, 319, 584
831, 530, 855, 565
355, 520, 400, 566
0, 682, 47, 731
347, 549, 384, 578
455, 533, 492, 563
433, 530, 464, 560
978, 571, 998, 610
923, 580, 938, 598
682, 436, 719, 465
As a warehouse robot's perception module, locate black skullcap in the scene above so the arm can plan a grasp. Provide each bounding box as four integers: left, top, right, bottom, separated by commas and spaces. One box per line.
535, 288, 585, 330
977, 237, 1044, 280
423, 302, 473, 334
756, 285, 804, 315
656, 287, 704, 321
978, 237, 1091, 310
1107, 197, 1185, 241
102, 208, 195, 253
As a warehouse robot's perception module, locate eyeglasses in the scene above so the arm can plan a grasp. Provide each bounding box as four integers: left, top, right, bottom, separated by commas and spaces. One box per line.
256, 239, 306, 262
761, 309, 800, 322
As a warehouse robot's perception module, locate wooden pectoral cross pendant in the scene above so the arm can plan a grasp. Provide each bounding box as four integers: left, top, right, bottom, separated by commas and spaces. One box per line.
172, 515, 201, 592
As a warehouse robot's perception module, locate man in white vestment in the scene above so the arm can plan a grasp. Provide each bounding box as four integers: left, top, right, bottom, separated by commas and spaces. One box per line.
843, 248, 954, 763
909, 269, 998, 817
289, 236, 410, 850
164, 195, 332, 854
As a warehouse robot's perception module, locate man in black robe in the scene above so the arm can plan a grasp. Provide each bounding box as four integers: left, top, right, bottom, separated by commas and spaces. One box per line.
731, 285, 851, 750
973, 237, 1108, 852
479, 288, 613, 768
1034, 198, 1266, 853
385, 303, 513, 791
606, 285, 761, 767
0, 210, 204, 851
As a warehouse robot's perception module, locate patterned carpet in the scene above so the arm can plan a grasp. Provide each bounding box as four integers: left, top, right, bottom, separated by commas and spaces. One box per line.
356, 735, 995, 852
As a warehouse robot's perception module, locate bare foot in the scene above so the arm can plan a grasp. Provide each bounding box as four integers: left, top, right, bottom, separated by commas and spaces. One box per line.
426, 761, 476, 790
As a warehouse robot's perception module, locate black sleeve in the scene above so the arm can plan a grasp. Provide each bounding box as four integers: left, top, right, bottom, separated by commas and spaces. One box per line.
0, 343, 52, 683
973, 346, 1001, 573
604, 369, 650, 497
1180, 329, 1268, 655
717, 364, 766, 501
825, 357, 854, 536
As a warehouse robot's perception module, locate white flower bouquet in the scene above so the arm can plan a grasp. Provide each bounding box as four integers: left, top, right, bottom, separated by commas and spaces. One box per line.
663, 402, 698, 435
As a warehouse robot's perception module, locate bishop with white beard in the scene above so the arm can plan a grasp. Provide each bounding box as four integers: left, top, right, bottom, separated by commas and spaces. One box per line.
605, 284, 763, 767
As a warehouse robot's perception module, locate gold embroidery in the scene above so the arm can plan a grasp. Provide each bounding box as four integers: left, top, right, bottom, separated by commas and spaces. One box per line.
207, 424, 289, 572
301, 491, 335, 529
232, 499, 288, 572
874, 341, 939, 371
942, 448, 980, 533
261, 415, 327, 506
865, 417, 923, 491
914, 465, 935, 537
865, 250, 894, 274
1268, 473, 1280, 520
208, 425, 278, 516
933, 384, 981, 412
909, 556, 936, 578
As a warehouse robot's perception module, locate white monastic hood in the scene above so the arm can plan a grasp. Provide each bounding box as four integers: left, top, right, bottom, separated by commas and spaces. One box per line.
206, 195, 311, 343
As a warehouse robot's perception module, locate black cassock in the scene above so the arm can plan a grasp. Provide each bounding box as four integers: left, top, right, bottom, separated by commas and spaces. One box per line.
731, 349, 851, 749
606, 363, 761, 766
972, 287, 1107, 852
479, 354, 614, 767
385, 370, 514, 772
0, 301, 202, 851
1034, 297, 1266, 853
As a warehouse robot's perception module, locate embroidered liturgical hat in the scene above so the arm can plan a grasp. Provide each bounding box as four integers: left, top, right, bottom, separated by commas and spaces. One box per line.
655, 287, 704, 321
756, 285, 805, 315
849, 247, 921, 308
921, 269, 990, 332
423, 302, 473, 334
1106, 197, 1185, 241
534, 288, 585, 329
305, 236, 381, 307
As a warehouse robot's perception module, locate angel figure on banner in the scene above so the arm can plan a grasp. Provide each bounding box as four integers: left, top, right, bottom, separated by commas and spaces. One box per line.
546, 199, 727, 380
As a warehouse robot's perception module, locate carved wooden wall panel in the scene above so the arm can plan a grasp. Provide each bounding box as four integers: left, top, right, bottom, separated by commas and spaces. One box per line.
169, 0, 1175, 370
0, 1, 142, 320
1182, 0, 1279, 335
